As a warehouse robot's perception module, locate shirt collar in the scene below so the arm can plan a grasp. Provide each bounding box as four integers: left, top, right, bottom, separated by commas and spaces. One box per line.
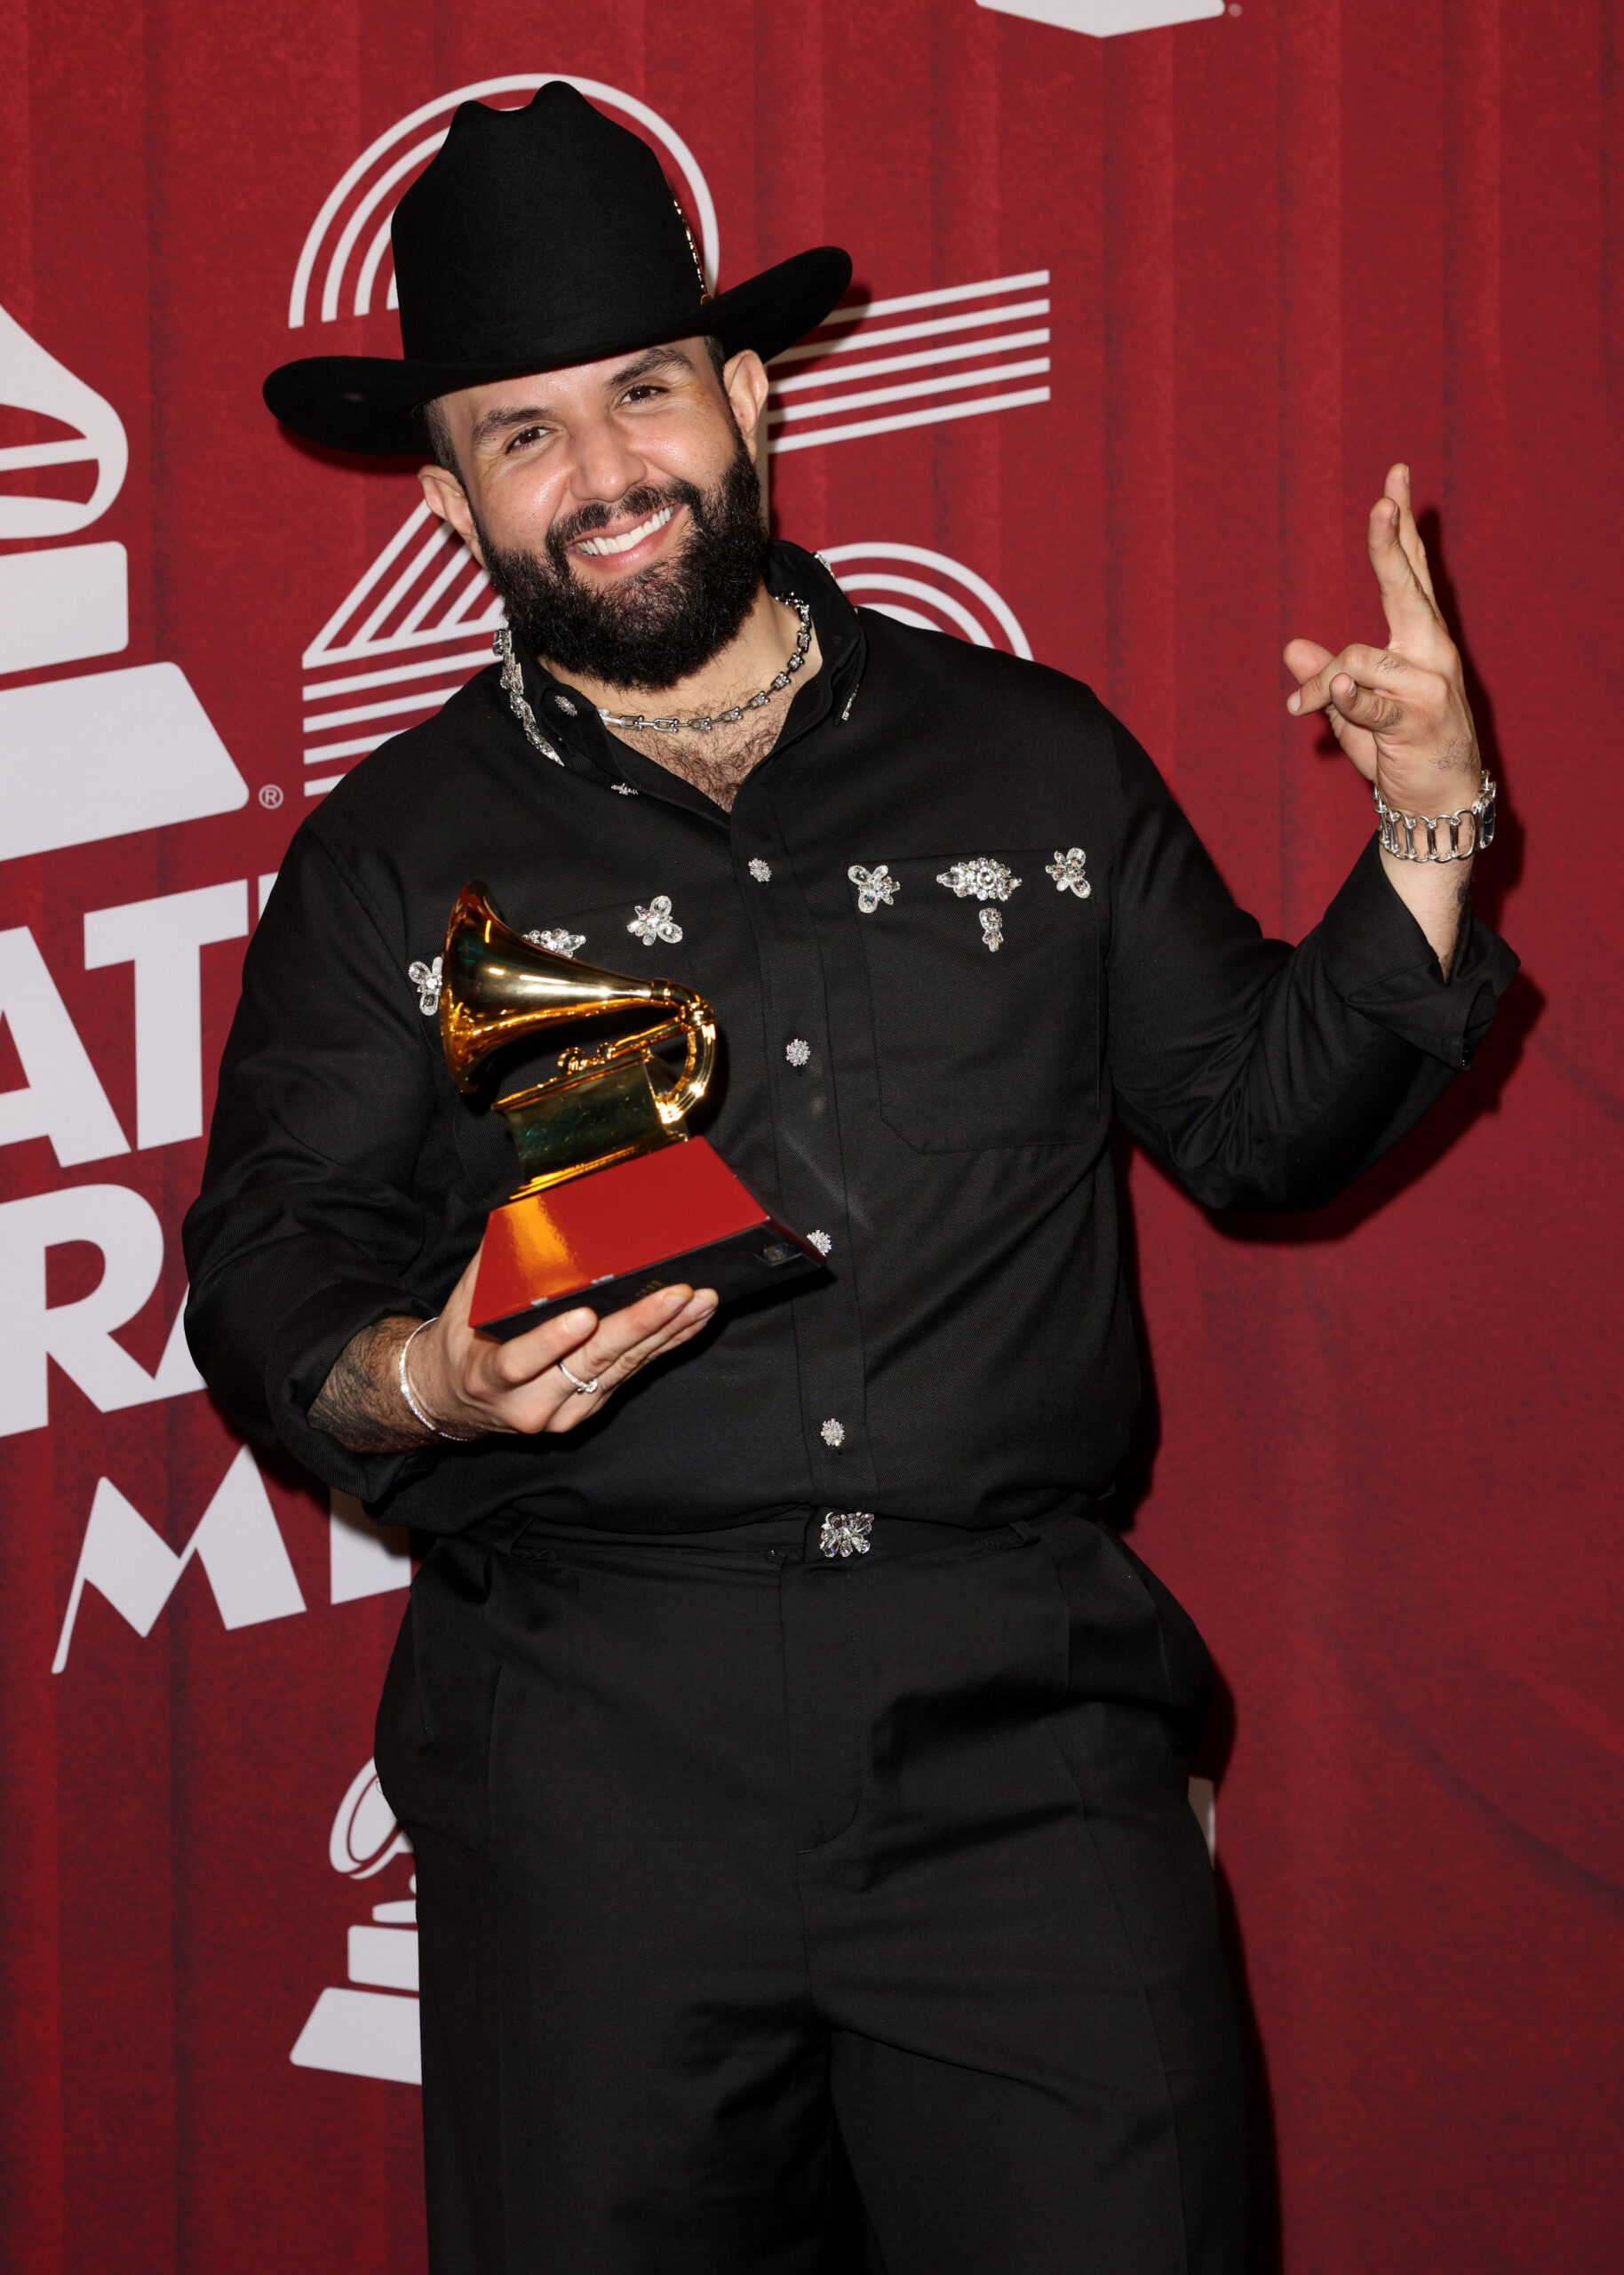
498, 539, 866, 794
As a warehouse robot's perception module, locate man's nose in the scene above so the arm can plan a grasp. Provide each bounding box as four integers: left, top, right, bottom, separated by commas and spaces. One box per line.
565, 417, 647, 510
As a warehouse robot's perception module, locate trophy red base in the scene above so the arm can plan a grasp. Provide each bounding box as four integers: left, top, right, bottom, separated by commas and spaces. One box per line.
469, 1138, 824, 1340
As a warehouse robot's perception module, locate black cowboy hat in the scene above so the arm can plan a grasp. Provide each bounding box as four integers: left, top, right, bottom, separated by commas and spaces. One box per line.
264, 81, 852, 456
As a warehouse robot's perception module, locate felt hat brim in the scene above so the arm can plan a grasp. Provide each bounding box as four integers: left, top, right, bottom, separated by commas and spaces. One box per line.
264, 245, 852, 457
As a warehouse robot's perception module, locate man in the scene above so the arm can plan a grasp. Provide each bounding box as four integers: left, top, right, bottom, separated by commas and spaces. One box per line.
187, 82, 1515, 2274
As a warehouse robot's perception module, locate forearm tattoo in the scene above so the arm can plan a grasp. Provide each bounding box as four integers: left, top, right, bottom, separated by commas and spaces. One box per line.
309, 1315, 431, 1453
1441, 866, 1473, 982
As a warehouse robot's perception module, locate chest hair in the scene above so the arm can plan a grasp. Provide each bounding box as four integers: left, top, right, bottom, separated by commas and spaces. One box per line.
611, 714, 785, 813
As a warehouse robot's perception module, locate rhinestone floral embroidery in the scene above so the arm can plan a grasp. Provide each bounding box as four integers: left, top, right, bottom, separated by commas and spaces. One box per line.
494, 628, 565, 766
980, 908, 1004, 953
748, 858, 772, 883
848, 863, 899, 913
627, 896, 683, 947
808, 1229, 833, 1256
1045, 847, 1092, 898
820, 1511, 873, 1559
526, 928, 585, 958
820, 1418, 846, 1449
785, 1038, 812, 1068
408, 956, 442, 1016
936, 856, 1022, 902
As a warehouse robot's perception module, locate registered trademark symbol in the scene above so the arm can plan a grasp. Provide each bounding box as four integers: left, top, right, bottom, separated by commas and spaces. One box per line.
259, 784, 284, 809
1229, 4, 1242, 13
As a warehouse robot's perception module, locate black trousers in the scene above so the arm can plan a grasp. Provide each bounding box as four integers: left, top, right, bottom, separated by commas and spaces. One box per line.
376, 1507, 1248, 2274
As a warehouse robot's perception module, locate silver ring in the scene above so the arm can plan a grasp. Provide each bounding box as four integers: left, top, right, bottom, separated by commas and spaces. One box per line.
556, 1359, 601, 1397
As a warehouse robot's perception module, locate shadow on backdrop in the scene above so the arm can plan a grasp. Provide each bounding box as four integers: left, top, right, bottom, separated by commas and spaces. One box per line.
1099, 515, 1530, 2271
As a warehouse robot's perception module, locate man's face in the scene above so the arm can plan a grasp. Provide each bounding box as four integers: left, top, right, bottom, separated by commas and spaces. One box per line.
419, 339, 773, 691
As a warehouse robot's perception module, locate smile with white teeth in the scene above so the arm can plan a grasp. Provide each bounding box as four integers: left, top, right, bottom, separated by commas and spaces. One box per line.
576, 505, 675, 557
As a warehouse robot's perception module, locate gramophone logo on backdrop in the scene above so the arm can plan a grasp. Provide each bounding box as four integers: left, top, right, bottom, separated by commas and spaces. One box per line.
291, 1759, 421, 2086
289, 76, 1051, 795
0, 304, 247, 862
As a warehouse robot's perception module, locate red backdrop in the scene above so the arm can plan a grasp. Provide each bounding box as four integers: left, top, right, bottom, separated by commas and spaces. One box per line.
2, 4, 1620, 2269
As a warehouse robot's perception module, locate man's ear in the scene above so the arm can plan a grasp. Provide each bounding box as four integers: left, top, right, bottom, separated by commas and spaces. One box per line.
418, 462, 483, 564
723, 349, 771, 470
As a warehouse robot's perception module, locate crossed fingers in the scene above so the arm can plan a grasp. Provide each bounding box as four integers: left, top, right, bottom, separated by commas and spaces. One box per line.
1288, 642, 1417, 738
1283, 463, 1476, 798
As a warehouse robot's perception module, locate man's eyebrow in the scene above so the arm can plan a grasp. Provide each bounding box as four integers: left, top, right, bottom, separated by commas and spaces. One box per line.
466, 347, 699, 451
468, 402, 556, 450
608, 345, 698, 387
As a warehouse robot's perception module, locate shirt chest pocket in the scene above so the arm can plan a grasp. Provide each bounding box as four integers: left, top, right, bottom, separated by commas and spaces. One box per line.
853, 850, 1102, 1153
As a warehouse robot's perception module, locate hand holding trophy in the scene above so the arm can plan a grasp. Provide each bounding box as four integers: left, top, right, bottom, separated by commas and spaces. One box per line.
440, 883, 821, 1338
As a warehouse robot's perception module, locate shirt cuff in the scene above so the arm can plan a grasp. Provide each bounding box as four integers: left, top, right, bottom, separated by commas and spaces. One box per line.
1314, 834, 1519, 1069
265, 1277, 439, 1504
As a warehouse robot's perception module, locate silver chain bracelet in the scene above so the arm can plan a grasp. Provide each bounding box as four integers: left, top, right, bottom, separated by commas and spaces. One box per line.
1374, 771, 1496, 863
397, 1316, 476, 1441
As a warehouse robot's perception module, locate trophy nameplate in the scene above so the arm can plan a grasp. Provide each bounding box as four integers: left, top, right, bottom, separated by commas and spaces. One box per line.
439, 882, 822, 1340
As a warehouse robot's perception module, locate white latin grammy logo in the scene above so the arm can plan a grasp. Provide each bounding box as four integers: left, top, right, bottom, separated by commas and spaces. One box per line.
0, 302, 248, 862
290, 1759, 422, 2087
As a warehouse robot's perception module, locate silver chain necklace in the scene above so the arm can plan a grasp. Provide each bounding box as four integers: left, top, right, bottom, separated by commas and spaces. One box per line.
596, 595, 812, 735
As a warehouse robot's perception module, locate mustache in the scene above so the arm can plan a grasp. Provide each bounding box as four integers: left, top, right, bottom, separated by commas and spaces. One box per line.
472, 427, 767, 692
549, 482, 703, 555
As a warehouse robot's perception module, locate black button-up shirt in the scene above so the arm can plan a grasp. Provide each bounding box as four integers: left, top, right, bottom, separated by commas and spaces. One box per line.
184, 544, 1516, 1536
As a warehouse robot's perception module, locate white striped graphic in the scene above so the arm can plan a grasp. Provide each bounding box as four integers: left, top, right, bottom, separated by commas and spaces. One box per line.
822, 543, 1031, 657
299, 505, 500, 794
299, 525, 1031, 797
298, 519, 1033, 801
299, 520, 1033, 798
767, 270, 1051, 456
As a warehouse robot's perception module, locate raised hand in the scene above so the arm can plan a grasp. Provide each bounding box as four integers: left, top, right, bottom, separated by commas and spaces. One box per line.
1284, 463, 1480, 816
1284, 463, 1483, 972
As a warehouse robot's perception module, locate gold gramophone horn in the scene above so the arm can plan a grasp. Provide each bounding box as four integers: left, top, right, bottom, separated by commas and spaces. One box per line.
438, 882, 717, 1195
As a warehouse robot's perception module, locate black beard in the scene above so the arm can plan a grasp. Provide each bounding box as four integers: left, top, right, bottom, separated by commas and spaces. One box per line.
476, 437, 769, 693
